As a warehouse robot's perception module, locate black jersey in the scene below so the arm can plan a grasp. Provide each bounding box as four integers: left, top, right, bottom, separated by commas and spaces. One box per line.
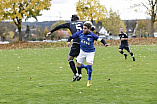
119, 33, 128, 45
50, 21, 83, 44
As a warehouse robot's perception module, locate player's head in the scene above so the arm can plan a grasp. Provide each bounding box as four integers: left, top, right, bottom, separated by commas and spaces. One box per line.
83, 22, 92, 34
71, 14, 79, 21
120, 27, 124, 33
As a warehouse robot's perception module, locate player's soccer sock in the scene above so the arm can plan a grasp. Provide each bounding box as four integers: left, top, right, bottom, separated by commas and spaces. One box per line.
69, 60, 77, 74
120, 51, 124, 55
130, 52, 134, 57
79, 64, 88, 74
130, 52, 135, 61
80, 64, 87, 69
77, 66, 82, 74
87, 65, 93, 80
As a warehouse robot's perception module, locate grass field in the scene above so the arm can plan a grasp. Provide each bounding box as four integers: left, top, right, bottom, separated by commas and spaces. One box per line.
0, 45, 157, 104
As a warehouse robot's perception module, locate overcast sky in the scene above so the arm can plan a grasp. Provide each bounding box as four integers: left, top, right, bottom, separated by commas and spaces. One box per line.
26, 0, 150, 22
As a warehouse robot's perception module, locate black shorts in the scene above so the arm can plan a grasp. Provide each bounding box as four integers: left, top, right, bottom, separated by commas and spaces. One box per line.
69, 43, 80, 57
119, 45, 131, 52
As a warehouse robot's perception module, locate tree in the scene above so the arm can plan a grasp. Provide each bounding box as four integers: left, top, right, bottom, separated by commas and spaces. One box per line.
141, 0, 157, 37
0, 26, 8, 41
25, 25, 30, 40
135, 19, 150, 37
44, 27, 48, 37
9, 31, 15, 39
102, 8, 126, 36
76, 0, 107, 23
36, 26, 44, 37
0, 0, 51, 41
133, 0, 157, 37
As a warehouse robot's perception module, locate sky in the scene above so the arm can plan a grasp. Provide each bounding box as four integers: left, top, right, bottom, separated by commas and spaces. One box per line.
26, 0, 150, 22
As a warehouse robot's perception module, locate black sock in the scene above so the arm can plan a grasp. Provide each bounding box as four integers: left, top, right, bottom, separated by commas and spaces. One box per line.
77, 66, 82, 74
69, 60, 77, 74
78, 68, 82, 74
130, 52, 134, 57
120, 51, 124, 54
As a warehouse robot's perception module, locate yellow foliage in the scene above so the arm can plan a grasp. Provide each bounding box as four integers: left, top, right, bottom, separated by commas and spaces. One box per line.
2, 33, 6, 37
0, 0, 52, 41
0, 0, 51, 21
9, 31, 15, 39
44, 27, 48, 37
76, 0, 107, 22
102, 8, 126, 35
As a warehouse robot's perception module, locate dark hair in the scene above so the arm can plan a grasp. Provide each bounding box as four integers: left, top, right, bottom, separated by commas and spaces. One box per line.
84, 23, 92, 29
71, 14, 79, 21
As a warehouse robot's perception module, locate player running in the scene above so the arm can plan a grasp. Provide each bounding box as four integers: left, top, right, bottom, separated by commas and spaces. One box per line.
119, 27, 135, 61
69, 22, 109, 87
46, 15, 88, 81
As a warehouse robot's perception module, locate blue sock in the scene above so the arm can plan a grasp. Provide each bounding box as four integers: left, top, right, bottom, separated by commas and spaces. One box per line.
81, 64, 87, 69
87, 65, 93, 80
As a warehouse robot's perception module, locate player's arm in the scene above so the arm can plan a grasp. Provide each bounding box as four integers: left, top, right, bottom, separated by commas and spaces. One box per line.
97, 38, 109, 47
93, 33, 109, 47
46, 23, 70, 37
122, 38, 128, 40
67, 30, 82, 42
67, 30, 83, 47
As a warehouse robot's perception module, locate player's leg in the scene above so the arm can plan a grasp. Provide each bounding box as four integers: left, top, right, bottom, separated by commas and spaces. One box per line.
68, 44, 80, 81
81, 64, 88, 74
76, 63, 83, 81
87, 64, 92, 87
68, 55, 77, 74
126, 46, 135, 61
119, 45, 127, 60
86, 52, 95, 87
75, 57, 88, 74
76, 49, 86, 81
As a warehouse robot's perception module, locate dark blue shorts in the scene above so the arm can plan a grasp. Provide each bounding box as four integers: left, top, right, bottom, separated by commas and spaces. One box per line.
119, 45, 131, 52
69, 43, 80, 57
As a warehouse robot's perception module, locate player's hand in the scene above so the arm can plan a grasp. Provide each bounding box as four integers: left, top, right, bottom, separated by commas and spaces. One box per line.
67, 42, 71, 47
105, 44, 110, 47
46, 32, 51, 37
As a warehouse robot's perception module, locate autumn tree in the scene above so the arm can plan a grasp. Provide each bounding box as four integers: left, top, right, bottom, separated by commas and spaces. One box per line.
133, 0, 157, 37
36, 26, 44, 37
135, 19, 151, 37
102, 8, 126, 36
0, 0, 51, 41
44, 27, 48, 37
25, 25, 30, 40
143, 0, 156, 37
76, 0, 107, 23
0, 26, 8, 41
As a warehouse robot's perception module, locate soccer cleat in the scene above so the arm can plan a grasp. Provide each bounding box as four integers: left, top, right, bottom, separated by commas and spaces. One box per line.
72, 73, 79, 82
124, 54, 127, 60
85, 67, 88, 74
87, 80, 91, 87
77, 74, 82, 81
133, 57, 135, 61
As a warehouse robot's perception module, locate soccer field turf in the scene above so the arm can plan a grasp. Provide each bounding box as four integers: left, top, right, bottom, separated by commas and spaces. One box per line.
0, 45, 156, 103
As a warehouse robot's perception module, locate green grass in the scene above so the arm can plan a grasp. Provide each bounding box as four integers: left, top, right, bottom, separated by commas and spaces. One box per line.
0, 45, 157, 104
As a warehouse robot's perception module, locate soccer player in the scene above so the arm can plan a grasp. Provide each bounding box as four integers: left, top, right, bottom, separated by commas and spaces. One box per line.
69, 22, 109, 87
119, 27, 135, 61
46, 15, 88, 81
